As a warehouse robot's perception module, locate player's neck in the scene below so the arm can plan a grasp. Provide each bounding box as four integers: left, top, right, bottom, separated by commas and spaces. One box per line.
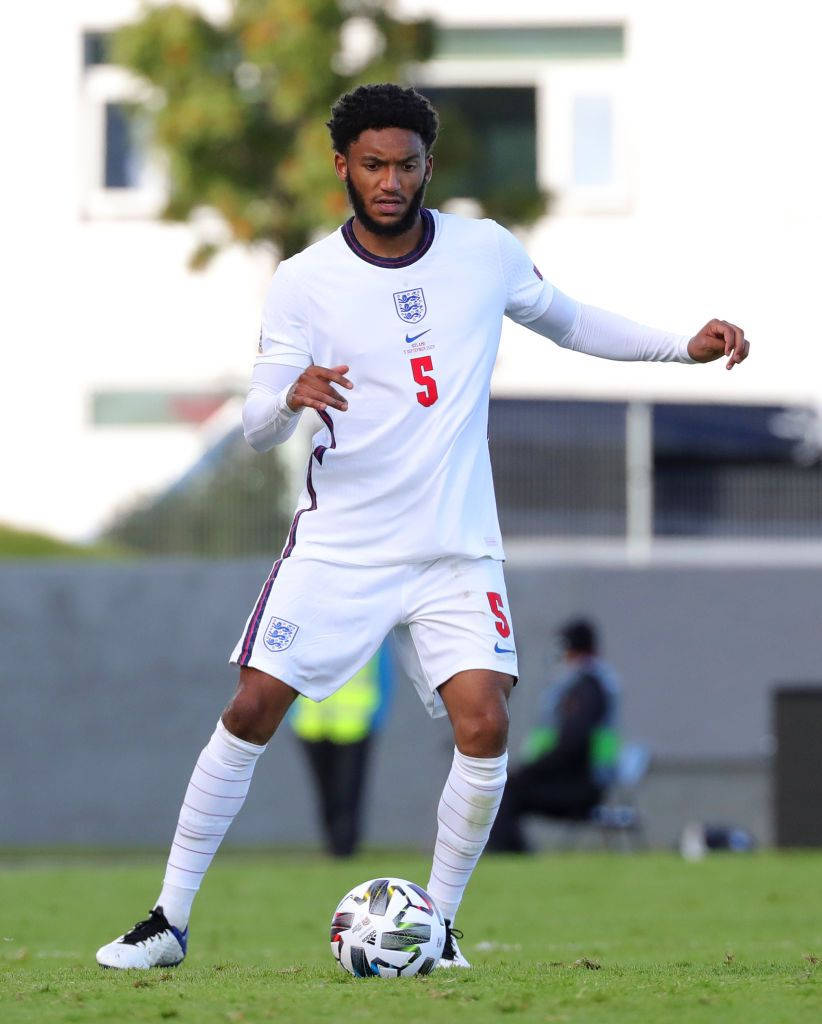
350, 214, 424, 260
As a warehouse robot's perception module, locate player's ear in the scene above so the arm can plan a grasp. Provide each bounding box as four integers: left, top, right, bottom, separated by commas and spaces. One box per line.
423, 154, 434, 184
334, 151, 348, 182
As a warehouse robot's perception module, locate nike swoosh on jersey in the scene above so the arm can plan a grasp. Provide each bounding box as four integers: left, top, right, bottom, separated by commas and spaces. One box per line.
494, 642, 516, 654
405, 329, 431, 343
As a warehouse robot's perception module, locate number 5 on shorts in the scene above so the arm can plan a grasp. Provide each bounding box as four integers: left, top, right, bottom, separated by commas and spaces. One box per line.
486, 591, 510, 638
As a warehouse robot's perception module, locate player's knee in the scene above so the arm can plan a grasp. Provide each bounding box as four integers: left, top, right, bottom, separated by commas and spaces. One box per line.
455, 707, 509, 758
222, 672, 292, 744
222, 690, 270, 743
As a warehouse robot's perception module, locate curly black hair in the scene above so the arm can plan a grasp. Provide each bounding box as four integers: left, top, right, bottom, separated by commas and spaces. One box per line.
327, 83, 439, 154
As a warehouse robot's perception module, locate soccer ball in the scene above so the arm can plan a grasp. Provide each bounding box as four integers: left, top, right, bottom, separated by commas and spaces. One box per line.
330, 877, 445, 978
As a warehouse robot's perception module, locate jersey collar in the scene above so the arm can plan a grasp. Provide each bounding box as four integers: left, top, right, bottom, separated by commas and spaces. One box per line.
341, 208, 435, 269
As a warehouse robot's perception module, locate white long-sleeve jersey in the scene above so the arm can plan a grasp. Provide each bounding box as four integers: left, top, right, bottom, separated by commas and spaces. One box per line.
244, 209, 692, 565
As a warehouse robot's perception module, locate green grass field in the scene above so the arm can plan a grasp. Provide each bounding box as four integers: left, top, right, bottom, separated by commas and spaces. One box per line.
2, 849, 821, 1023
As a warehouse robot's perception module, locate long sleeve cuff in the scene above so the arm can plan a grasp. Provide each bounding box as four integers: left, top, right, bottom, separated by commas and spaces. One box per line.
242, 364, 303, 452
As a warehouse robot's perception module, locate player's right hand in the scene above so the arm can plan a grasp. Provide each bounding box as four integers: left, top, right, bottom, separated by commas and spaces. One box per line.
286, 364, 352, 413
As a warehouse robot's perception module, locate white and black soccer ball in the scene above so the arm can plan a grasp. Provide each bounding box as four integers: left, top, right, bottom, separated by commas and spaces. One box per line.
330, 877, 445, 978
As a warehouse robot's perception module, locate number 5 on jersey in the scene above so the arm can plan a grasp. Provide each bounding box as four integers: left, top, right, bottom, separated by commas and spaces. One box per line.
411, 356, 438, 407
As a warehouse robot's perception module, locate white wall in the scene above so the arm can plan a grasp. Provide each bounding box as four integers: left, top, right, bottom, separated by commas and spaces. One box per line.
406, 0, 822, 407
502, 0, 822, 407
3, 0, 819, 538
2, 1, 269, 539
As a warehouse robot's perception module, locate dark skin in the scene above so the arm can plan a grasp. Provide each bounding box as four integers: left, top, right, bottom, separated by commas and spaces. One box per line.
224, 126, 750, 753
335, 126, 433, 257
224, 667, 513, 757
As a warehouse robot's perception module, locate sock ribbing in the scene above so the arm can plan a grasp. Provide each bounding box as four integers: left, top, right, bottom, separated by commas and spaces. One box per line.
157, 720, 265, 928
427, 748, 508, 925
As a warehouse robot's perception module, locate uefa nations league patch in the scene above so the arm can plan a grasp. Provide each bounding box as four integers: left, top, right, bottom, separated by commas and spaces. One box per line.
263, 617, 299, 652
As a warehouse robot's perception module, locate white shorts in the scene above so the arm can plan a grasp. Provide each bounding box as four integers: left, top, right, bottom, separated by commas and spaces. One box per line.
229, 553, 518, 718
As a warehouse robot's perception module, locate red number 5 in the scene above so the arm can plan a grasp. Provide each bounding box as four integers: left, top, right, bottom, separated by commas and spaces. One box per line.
486, 591, 510, 638
411, 356, 438, 407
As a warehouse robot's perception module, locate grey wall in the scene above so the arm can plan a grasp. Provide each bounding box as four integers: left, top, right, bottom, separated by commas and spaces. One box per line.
507, 562, 822, 761
2, 558, 820, 848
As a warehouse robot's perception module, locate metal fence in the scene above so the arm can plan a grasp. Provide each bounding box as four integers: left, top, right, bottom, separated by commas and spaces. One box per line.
489, 398, 627, 538
103, 397, 822, 555
491, 398, 822, 544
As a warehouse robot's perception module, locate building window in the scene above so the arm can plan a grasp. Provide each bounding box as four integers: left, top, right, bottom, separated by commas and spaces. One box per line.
420, 24, 628, 215
83, 31, 110, 68
572, 95, 614, 187
541, 64, 629, 214
420, 86, 538, 204
80, 31, 165, 218
104, 103, 146, 189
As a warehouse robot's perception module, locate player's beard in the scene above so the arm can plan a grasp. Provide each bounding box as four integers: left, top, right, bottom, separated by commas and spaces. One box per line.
345, 175, 428, 238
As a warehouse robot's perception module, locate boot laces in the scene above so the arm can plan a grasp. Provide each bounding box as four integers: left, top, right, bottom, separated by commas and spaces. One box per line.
122, 907, 170, 945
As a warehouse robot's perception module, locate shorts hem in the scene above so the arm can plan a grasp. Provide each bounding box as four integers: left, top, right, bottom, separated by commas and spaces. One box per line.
430, 657, 519, 702
228, 652, 307, 697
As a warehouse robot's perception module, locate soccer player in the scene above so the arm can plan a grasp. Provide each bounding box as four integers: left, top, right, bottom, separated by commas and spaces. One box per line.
96, 83, 749, 970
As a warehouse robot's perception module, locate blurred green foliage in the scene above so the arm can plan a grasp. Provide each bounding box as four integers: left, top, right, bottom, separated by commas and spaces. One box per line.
0, 524, 123, 559
113, 0, 435, 265
113, 2, 548, 267
104, 428, 292, 555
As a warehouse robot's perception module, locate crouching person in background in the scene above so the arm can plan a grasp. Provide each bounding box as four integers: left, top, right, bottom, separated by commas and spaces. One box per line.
488, 619, 620, 853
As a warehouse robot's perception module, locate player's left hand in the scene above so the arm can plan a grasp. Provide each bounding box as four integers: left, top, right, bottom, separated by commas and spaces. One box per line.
687, 319, 750, 369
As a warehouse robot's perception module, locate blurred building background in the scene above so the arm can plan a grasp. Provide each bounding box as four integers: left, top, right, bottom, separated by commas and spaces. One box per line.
4, 0, 822, 546
3, 0, 822, 850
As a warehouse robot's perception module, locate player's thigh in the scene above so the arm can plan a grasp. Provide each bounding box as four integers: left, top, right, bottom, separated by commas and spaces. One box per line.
230, 555, 402, 700
397, 556, 518, 719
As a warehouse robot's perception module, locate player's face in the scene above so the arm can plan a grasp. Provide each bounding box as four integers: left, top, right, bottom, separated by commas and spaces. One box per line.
335, 128, 433, 237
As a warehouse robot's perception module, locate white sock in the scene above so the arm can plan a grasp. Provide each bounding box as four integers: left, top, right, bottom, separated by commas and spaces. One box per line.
156, 719, 266, 929
427, 747, 508, 925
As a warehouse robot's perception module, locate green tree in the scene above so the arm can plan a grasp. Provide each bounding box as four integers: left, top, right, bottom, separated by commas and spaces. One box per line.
113, 0, 435, 265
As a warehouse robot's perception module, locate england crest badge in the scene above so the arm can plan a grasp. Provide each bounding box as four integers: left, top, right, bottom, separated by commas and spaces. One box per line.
393, 288, 427, 324
263, 617, 299, 652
